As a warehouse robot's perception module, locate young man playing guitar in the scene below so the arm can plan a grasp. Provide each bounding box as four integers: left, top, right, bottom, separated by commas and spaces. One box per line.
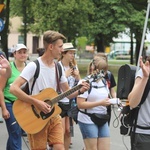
10, 30, 89, 150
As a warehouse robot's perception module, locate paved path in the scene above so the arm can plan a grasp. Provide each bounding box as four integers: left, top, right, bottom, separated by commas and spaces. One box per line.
1, 56, 131, 149
0, 106, 130, 150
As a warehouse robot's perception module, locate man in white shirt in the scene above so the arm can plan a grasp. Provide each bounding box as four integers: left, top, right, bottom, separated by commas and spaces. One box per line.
10, 30, 89, 150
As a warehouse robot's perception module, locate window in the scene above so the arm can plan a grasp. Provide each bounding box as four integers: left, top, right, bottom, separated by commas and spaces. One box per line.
18, 35, 24, 43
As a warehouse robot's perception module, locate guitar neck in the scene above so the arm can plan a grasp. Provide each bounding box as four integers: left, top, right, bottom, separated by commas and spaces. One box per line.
51, 84, 82, 105
49, 71, 103, 105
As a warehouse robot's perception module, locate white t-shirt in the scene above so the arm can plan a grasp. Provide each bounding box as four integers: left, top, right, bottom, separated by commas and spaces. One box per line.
20, 57, 67, 95
77, 79, 109, 124
135, 69, 150, 134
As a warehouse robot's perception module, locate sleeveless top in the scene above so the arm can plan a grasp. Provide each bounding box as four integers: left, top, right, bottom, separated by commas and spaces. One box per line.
4, 62, 21, 103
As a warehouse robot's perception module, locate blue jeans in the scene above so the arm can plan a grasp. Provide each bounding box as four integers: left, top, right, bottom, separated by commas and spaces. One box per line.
5, 103, 22, 150
78, 121, 110, 139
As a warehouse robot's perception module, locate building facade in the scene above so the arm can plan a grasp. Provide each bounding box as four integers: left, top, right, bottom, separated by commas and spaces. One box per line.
8, 17, 43, 54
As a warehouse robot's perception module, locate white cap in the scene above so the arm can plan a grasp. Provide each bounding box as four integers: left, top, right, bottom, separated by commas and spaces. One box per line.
63, 43, 76, 51
12, 44, 27, 53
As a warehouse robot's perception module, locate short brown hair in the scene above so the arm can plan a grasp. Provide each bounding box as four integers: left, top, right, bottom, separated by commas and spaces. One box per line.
43, 30, 66, 48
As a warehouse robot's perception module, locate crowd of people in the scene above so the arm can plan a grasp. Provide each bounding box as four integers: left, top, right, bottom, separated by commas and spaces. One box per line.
0, 29, 150, 150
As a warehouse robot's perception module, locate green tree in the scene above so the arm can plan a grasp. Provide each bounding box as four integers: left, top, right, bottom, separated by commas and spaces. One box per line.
27, 0, 94, 42
85, 0, 148, 65
128, 0, 147, 11
127, 0, 149, 64
2, 0, 149, 63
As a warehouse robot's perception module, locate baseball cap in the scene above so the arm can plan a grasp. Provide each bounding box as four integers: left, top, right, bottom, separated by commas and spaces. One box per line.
12, 44, 27, 53
63, 43, 76, 51
0, 51, 6, 57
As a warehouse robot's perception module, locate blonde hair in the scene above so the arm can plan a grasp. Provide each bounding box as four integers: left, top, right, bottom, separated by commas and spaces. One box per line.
87, 62, 96, 75
96, 58, 108, 72
94, 52, 108, 62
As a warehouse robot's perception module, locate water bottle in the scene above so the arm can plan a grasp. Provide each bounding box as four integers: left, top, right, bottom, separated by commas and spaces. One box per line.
70, 98, 76, 137
71, 99, 76, 108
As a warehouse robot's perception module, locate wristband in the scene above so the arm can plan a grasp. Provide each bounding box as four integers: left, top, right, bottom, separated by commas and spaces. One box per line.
78, 90, 83, 95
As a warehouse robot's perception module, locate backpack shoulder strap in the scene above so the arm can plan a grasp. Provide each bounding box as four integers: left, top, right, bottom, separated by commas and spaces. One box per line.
107, 70, 111, 80
55, 62, 62, 94
30, 59, 40, 94
56, 62, 62, 80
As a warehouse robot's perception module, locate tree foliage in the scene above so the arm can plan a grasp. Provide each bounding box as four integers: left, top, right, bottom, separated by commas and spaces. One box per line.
1, 0, 150, 63
29, 0, 94, 41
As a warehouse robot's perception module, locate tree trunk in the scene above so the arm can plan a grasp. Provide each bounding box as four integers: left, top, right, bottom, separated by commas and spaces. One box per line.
134, 29, 142, 65
23, 0, 27, 45
135, 39, 141, 65
95, 33, 105, 52
130, 32, 134, 64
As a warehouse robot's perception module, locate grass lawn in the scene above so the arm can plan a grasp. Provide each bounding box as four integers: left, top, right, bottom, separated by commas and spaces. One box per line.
77, 58, 131, 77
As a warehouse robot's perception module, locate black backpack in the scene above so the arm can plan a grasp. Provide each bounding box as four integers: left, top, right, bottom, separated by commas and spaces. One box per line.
117, 64, 137, 99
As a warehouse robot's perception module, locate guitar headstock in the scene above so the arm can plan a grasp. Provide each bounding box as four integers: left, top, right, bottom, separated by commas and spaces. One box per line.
84, 70, 105, 83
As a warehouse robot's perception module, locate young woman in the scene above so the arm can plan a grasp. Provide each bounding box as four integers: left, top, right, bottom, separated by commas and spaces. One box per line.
0, 44, 28, 150
93, 53, 117, 123
58, 43, 81, 150
93, 53, 116, 98
77, 57, 112, 150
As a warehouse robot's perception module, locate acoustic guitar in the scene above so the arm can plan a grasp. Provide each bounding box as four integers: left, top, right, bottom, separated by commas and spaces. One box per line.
13, 71, 104, 134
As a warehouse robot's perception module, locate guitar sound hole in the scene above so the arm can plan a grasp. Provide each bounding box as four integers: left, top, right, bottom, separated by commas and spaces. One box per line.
44, 99, 52, 107
40, 107, 55, 120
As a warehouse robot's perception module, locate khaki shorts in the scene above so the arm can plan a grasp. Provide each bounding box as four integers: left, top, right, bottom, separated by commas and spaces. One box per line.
28, 115, 64, 150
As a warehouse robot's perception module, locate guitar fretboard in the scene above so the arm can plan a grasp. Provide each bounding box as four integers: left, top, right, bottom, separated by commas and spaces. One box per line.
47, 71, 104, 105
51, 84, 82, 105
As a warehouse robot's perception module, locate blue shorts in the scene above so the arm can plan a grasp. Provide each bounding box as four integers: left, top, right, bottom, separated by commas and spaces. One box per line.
78, 121, 110, 139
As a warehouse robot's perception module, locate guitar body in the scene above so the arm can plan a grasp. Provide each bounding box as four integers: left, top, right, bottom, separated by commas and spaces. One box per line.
13, 88, 61, 134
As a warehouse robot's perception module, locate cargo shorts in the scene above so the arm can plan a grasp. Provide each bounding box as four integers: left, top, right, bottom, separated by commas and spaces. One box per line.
27, 115, 64, 150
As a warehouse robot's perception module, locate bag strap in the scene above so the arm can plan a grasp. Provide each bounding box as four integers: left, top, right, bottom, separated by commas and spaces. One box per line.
79, 109, 93, 117
106, 70, 111, 81
55, 62, 62, 94
30, 59, 40, 94
57, 62, 62, 79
